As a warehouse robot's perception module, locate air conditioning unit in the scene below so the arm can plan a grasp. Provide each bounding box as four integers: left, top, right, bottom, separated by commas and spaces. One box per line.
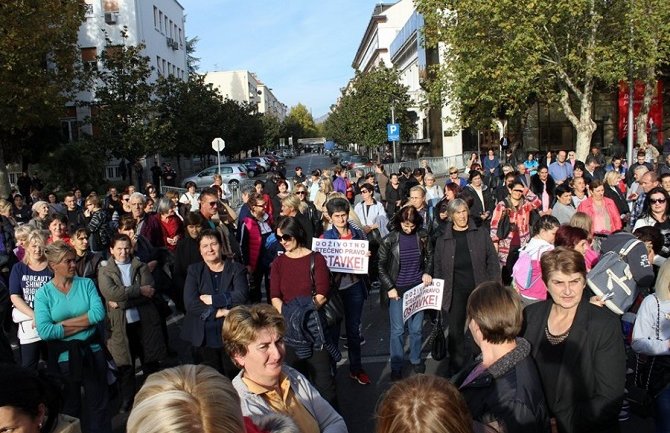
171, 41, 179, 50
104, 12, 118, 24
166, 37, 174, 47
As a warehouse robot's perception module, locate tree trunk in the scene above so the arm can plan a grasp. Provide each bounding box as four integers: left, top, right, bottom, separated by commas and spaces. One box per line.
558, 88, 597, 162
635, 71, 656, 147
0, 146, 11, 198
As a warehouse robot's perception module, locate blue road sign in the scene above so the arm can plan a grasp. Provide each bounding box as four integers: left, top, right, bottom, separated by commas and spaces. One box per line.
387, 123, 400, 141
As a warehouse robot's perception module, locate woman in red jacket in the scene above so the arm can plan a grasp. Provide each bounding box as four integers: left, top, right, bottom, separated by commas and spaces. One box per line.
576, 179, 622, 235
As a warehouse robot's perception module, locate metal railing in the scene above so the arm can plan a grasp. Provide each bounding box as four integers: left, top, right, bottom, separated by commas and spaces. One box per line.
346, 154, 468, 178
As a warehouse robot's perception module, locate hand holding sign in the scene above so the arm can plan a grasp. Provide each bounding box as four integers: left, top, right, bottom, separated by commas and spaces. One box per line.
402, 279, 444, 322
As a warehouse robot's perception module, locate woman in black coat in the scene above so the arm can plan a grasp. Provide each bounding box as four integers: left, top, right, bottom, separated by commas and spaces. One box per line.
522, 247, 625, 433
181, 229, 249, 379
603, 170, 629, 220
432, 198, 500, 376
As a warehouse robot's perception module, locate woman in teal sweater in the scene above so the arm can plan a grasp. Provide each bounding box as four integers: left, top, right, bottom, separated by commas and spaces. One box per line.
34, 240, 111, 433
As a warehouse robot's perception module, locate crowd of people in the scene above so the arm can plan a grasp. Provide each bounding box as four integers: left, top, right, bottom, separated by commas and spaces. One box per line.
0, 144, 669, 433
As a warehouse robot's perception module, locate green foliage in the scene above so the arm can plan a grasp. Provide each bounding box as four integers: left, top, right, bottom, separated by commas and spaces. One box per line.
283, 103, 318, 140
153, 74, 225, 157
417, 0, 633, 158
261, 113, 283, 149
87, 28, 158, 163
324, 66, 415, 149
185, 36, 200, 74
39, 139, 106, 192
0, 0, 86, 195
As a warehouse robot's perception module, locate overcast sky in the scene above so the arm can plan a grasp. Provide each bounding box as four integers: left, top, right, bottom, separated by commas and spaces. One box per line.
178, 0, 383, 119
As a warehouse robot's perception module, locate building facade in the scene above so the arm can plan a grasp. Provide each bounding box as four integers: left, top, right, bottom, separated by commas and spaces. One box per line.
204, 70, 287, 121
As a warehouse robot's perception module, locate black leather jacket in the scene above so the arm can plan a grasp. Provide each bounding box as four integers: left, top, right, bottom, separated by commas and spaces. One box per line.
377, 229, 433, 294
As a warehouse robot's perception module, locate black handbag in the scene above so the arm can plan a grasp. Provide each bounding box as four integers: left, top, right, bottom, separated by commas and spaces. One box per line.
310, 253, 344, 327
626, 295, 663, 417
427, 310, 447, 361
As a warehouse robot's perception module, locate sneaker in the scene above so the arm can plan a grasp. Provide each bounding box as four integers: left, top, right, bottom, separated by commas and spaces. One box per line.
618, 400, 630, 422
412, 363, 426, 374
350, 370, 371, 385
390, 370, 402, 381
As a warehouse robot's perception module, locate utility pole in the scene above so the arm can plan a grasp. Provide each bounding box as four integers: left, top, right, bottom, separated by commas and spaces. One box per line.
391, 100, 397, 163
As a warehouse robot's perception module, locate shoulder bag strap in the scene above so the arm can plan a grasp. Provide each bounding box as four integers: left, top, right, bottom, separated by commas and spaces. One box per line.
654, 294, 661, 340
309, 252, 316, 298
619, 239, 641, 257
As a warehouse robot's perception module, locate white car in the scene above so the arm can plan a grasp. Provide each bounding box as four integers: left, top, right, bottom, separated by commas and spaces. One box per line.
182, 164, 248, 189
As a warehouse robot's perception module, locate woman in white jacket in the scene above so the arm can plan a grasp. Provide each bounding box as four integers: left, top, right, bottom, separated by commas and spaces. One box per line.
632, 260, 670, 433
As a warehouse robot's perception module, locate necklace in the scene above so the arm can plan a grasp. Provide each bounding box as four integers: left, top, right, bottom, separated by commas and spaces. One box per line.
545, 326, 570, 345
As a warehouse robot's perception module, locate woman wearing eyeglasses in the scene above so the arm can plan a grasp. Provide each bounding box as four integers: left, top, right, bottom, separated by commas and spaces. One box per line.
239, 192, 274, 304
269, 216, 338, 407
280, 194, 313, 241
633, 186, 670, 258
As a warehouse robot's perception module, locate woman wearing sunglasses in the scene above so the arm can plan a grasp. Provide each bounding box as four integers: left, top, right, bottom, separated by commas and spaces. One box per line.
294, 182, 323, 238
269, 217, 338, 407
239, 192, 274, 304
633, 186, 670, 258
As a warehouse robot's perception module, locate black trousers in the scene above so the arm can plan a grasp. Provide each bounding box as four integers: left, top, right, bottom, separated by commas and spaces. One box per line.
284, 345, 338, 409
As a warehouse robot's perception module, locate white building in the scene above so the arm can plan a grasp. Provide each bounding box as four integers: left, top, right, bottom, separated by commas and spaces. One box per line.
204, 70, 287, 121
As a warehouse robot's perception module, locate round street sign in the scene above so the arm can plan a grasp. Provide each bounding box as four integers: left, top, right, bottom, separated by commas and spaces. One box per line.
211, 137, 225, 152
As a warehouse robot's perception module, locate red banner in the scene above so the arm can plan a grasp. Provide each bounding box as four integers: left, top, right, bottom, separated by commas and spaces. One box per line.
618, 80, 664, 146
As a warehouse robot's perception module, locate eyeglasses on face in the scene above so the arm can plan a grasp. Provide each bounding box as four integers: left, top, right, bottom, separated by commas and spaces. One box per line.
206, 201, 218, 207
450, 171, 458, 175
650, 198, 667, 204
295, 191, 306, 195
277, 234, 293, 242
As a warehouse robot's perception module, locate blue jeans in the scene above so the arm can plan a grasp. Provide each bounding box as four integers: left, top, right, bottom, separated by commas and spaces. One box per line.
656, 386, 670, 433
389, 298, 424, 372
339, 281, 366, 372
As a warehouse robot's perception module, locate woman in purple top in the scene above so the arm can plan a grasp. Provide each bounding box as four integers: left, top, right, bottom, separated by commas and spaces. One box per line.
378, 206, 433, 381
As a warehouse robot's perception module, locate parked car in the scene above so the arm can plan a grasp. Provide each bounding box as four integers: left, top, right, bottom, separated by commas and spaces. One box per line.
182, 163, 248, 189
346, 155, 372, 169
239, 159, 262, 177
336, 151, 354, 167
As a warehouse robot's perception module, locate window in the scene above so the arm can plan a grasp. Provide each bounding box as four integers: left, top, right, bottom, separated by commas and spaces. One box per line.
61, 119, 79, 142
178, 28, 183, 46
222, 167, 233, 174
162, 59, 166, 75
81, 47, 97, 71
106, 166, 120, 179
169, 20, 173, 38
164, 16, 169, 35
156, 56, 162, 75
159, 11, 163, 33
167, 62, 172, 76
153, 6, 158, 28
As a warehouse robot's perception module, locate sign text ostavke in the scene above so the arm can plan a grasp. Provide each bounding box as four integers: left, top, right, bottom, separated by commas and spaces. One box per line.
402, 279, 444, 322
311, 239, 369, 274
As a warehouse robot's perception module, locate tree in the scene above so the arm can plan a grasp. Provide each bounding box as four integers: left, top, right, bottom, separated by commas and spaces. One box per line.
0, 0, 86, 196
86, 28, 160, 164
284, 103, 318, 140
624, 0, 670, 146
325, 66, 415, 152
153, 74, 225, 161
185, 36, 200, 74
418, 0, 629, 161
261, 113, 283, 149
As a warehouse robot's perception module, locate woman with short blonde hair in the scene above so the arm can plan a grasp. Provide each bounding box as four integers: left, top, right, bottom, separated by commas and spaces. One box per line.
128, 365, 245, 433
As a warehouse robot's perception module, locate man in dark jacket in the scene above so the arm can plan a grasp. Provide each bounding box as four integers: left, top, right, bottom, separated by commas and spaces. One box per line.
454, 282, 550, 433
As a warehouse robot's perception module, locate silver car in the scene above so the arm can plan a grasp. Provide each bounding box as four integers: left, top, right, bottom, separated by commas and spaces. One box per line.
182, 163, 248, 189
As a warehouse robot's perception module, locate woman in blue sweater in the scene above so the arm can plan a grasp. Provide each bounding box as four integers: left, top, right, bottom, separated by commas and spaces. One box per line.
34, 240, 111, 433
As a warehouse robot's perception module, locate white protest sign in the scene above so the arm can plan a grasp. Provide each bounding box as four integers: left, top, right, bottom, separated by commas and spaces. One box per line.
311, 238, 369, 274
402, 279, 444, 322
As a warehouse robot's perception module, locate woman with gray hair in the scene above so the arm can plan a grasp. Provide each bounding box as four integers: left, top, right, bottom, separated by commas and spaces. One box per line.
433, 198, 501, 375
156, 197, 183, 253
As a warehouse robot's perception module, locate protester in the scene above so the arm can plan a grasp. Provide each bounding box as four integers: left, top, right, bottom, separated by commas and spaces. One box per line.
376, 375, 477, 433
551, 184, 576, 225
522, 247, 625, 433
181, 229, 249, 379
576, 179, 622, 235
378, 206, 433, 380
239, 192, 274, 303
224, 304, 347, 433
432, 198, 500, 376
156, 197, 183, 252
454, 282, 550, 433
34, 241, 111, 433
97, 233, 166, 412
9, 230, 52, 369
